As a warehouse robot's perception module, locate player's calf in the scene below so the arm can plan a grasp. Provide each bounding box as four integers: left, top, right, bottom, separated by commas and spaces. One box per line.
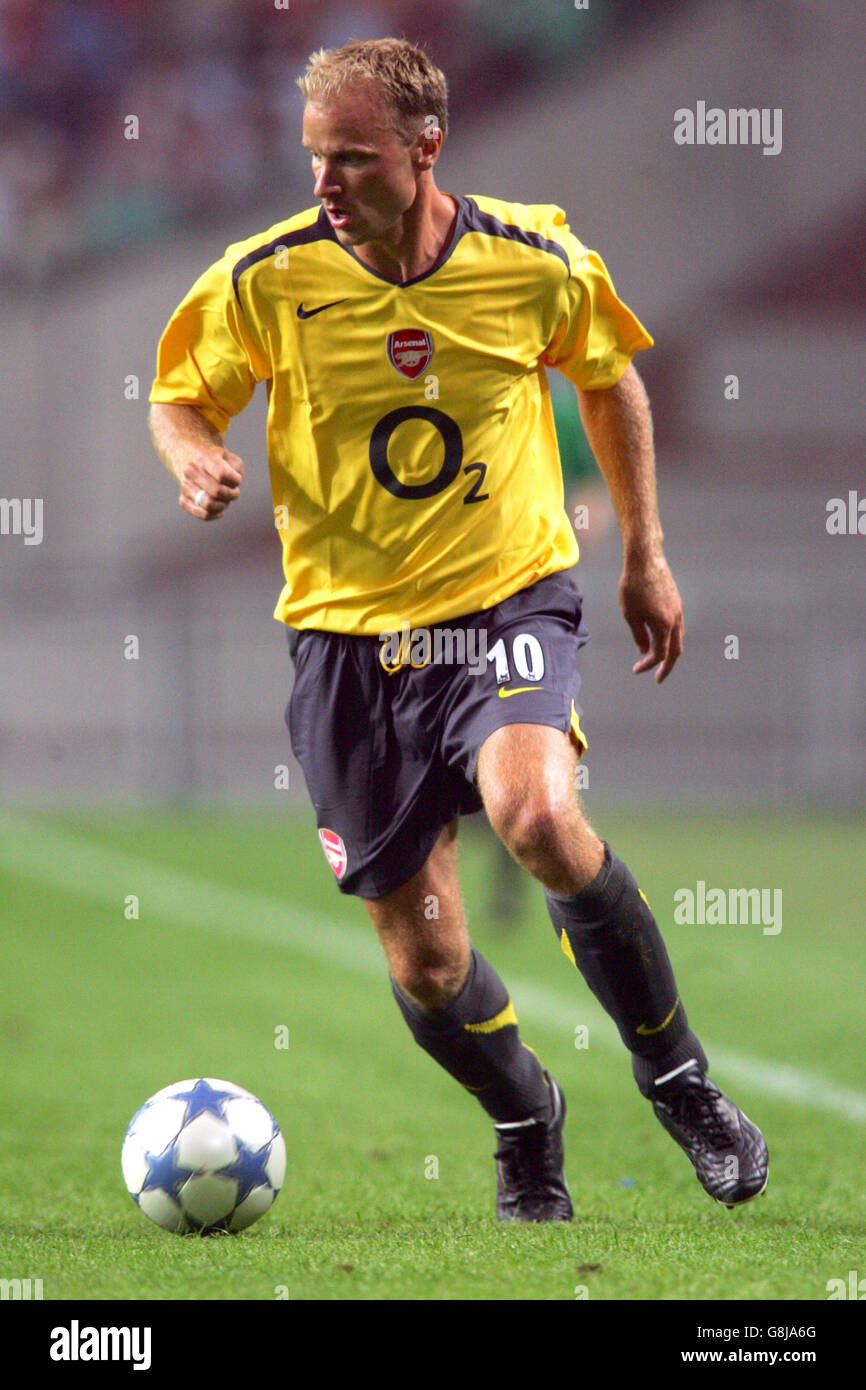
545, 842, 699, 1073
545, 842, 768, 1205
390, 948, 553, 1127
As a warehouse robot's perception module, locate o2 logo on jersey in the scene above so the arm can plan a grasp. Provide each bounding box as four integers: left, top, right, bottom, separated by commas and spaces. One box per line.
369, 406, 490, 504
387, 329, 432, 379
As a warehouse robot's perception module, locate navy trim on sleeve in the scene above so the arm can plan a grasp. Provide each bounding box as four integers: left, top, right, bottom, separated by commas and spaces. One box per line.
231, 214, 329, 303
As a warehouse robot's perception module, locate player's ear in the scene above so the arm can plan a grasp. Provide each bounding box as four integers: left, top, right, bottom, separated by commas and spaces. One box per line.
416, 127, 442, 171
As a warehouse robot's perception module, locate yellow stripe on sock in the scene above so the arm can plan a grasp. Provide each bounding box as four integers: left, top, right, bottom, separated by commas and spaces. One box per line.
464, 998, 518, 1034
559, 928, 577, 967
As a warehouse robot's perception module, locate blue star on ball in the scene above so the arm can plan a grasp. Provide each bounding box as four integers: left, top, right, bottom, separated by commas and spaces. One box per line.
172, 1078, 238, 1123
139, 1140, 196, 1195
219, 1136, 276, 1206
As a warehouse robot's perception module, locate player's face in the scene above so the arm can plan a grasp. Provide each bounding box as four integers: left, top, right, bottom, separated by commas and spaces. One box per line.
302, 87, 423, 244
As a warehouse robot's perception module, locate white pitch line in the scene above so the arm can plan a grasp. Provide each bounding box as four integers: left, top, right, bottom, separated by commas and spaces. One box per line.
3, 812, 865, 1125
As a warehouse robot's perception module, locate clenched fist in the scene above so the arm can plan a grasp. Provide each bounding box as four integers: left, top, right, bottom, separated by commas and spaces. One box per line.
178, 446, 245, 521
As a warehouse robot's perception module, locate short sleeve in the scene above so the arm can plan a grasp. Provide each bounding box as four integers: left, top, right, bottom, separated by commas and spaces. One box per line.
542, 208, 653, 390
149, 254, 270, 434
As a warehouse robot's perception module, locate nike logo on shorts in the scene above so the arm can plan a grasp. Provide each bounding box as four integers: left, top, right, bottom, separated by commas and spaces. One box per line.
498, 686, 544, 698
296, 299, 348, 319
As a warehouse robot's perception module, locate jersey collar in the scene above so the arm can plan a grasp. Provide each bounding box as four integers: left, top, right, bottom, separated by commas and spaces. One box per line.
316, 194, 467, 288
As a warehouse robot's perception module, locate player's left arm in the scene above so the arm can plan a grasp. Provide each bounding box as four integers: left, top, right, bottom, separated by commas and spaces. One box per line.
576, 363, 684, 683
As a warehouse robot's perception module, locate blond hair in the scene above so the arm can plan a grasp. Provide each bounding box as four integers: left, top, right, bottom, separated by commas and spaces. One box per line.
296, 36, 449, 145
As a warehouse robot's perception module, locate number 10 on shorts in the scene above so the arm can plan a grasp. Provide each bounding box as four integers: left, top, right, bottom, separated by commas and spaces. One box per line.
486, 632, 545, 684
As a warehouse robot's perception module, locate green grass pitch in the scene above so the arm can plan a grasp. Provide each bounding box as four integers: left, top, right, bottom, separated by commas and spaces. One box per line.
0, 803, 864, 1301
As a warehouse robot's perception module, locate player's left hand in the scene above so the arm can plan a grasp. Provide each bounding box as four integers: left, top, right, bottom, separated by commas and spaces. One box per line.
618, 552, 684, 683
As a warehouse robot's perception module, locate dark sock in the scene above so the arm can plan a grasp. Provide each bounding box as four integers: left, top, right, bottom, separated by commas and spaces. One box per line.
544, 843, 708, 1097
390, 947, 552, 1124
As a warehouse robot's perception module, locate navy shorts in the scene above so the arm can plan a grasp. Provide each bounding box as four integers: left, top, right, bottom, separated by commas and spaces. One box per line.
284, 570, 590, 899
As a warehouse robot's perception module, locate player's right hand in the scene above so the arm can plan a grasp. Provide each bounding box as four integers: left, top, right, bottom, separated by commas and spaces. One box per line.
178, 447, 245, 521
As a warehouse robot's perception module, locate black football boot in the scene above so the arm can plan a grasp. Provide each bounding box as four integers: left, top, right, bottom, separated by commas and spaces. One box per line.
651, 1059, 769, 1207
494, 1073, 573, 1221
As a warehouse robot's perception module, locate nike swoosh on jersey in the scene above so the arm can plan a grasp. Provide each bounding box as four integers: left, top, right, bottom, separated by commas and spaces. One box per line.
296, 298, 348, 319
498, 686, 545, 698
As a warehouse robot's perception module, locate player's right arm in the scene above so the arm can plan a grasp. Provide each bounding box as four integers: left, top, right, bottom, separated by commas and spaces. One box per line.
149, 242, 270, 521
149, 402, 245, 522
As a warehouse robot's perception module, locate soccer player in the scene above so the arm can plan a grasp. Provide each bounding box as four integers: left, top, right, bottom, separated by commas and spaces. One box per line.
148, 37, 768, 1220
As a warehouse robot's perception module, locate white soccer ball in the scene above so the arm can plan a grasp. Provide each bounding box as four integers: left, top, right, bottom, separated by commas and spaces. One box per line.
122, 1078, 286, 1235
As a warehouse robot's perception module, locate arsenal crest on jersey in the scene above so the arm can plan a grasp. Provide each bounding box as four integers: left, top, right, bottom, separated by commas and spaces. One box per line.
387, 329, 433, 379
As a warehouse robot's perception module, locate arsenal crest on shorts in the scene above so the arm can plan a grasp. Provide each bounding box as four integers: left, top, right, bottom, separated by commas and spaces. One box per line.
318, 827, 347, 879
387, 329, 433, 379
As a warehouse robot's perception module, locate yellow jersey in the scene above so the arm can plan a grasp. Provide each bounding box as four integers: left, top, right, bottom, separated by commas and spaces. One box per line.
150, 194, 652, 633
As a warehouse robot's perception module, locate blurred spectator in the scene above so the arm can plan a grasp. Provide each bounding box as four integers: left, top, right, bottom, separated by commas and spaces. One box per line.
0, 0, 613, 289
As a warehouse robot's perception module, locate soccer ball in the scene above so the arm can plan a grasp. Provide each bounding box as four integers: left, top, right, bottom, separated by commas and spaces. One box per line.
122, 1077, 286, 1235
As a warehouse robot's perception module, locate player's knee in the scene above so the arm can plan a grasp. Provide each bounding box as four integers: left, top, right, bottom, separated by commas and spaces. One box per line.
394, 956, 468, 1011
493, 787, 572, 867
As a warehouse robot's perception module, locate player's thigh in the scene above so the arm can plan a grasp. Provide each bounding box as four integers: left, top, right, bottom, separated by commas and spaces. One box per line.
362, 818, 470, 1001
476, 722, 602, 868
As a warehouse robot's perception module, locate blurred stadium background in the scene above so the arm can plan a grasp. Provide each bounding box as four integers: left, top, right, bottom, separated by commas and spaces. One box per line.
2, 0, 866, 1310
1, 0, 864, 808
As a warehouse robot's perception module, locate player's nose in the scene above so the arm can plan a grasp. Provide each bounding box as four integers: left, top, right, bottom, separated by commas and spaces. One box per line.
313, 164, 340, 198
